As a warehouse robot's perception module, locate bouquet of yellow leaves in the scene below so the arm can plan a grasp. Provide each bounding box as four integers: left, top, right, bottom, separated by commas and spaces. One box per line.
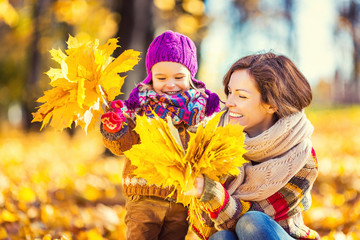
32, 35, 140, 132
124, 112, 248, 226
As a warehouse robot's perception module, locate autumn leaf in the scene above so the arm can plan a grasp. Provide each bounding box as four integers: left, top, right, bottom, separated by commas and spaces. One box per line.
32, 35, 141, 133
124, 111, 248, 226
1, 106, 360, 239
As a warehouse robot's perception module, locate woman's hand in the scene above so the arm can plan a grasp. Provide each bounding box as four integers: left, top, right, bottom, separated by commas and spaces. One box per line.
183, 175, 205, 198
101, 100, 126, 133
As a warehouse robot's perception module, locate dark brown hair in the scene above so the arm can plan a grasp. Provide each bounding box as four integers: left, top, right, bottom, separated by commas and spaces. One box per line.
223, 52, 312, 119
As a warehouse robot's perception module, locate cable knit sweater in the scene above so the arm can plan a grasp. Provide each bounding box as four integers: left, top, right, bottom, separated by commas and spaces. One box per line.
191, 111, 320, 240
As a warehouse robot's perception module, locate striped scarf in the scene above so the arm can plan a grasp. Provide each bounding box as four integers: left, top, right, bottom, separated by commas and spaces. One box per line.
190, 110, 319, 240
121, 89, 207, 126
225, 110, 314, 200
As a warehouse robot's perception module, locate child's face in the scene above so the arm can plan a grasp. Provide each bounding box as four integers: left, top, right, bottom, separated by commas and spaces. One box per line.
151, 61, 191, 95
225, 69, 276, 137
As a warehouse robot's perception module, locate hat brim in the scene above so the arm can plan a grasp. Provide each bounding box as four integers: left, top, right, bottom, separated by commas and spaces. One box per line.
139, 74, 205, 90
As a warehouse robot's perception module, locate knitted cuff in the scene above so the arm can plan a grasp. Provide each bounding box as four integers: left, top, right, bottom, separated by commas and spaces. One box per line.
200, 176, 251, 226
200, 175, 222, 202
199, 176, 229, 219
100, 119, 129, 141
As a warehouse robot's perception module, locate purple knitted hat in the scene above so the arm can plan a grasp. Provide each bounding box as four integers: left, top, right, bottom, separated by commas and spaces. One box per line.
126, 30, 220, 116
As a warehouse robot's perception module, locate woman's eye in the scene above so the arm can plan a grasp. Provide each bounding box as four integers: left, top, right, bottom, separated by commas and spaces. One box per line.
239, 95, 247, 99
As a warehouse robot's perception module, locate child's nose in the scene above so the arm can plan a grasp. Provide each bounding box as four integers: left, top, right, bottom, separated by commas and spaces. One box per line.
166, 79, 176, 88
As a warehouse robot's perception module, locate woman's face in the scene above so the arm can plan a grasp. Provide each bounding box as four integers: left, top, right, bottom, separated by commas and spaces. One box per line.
225, 69, 276, 137
151, 61, 191, 95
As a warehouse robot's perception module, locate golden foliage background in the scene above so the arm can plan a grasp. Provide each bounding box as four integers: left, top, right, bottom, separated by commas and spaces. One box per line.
0, 106, 359, 239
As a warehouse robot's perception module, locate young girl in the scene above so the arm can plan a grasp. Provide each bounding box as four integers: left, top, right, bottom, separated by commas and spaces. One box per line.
186, 52, 320, 240
100, 30, 220, 240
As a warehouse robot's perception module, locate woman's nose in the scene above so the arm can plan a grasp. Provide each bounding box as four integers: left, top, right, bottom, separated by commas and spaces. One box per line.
225, 101, 235, 107
225, 96, 235, 107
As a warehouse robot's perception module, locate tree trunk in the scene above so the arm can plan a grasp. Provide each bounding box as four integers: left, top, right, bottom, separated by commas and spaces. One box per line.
24, 0, 52, 131
113, 0, 154, 99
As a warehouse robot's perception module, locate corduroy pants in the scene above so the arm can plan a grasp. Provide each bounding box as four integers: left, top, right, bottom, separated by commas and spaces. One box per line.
125, 196, 189, 240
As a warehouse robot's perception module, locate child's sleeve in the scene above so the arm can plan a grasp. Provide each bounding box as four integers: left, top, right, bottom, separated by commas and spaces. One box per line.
100, 118, 140, 156
199, 176, 251, 231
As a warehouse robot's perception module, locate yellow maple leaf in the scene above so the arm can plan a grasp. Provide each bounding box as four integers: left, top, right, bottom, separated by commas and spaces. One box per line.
124, 111, 248, 225
0, 227, 8, 239
86, 229, 104, 240
1, 209, 17, 222
18, 185, 37, 203
32, 35, 141, 132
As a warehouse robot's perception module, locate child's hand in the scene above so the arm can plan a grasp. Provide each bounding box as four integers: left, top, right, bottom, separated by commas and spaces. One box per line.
183, 175, 205, 198
110, 100, 123, 113
101, 100, 126, 133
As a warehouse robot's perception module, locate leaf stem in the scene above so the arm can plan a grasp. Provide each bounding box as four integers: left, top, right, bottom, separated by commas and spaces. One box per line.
98, 85, 109, 108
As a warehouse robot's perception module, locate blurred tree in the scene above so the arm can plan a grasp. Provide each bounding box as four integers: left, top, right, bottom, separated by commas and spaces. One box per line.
0, 0, 32, 127
335, 0, 360, 103
110, 0, 209, 98
24, 0, 54, 130
283, 0, 297, 59
111, 0, 154, 99
0, 0, 308, 130
1, 0, 123, 130
152, 0, 207, 40
151, 0, 208, 81
2, 0, 205, 130
232, 0, 297, 58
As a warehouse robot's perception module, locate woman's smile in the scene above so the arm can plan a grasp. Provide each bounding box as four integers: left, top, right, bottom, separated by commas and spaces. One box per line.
229, 112, 243, 118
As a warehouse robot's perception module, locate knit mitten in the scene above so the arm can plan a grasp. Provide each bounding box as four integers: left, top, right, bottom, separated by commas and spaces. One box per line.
101, 100, 126, 133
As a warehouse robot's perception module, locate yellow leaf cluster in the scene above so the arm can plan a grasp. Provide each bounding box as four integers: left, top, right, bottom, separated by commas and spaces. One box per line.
124, 112, 248, 224
1, 106, 360, 239
0, 129, 128, 239
32, 35, 140, 133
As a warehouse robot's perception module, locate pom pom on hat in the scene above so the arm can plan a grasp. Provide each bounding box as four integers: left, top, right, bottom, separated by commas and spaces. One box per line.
205, 89, 220, 116
125, 87, 140, 109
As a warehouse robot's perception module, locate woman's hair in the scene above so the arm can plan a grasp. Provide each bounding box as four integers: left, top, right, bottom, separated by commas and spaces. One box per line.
223, 52, 312, 119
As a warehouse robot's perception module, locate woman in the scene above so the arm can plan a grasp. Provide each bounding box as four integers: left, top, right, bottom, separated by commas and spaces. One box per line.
186, 52, 320, 240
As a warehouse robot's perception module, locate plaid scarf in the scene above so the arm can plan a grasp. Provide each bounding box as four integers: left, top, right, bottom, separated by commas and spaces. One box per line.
122, 89, 207, 126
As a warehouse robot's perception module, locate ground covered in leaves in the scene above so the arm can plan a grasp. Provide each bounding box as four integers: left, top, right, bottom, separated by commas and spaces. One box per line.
0, 106, 359, 240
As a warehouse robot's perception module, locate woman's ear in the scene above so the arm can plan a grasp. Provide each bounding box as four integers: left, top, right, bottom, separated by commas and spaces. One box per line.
264, 104, 277, 114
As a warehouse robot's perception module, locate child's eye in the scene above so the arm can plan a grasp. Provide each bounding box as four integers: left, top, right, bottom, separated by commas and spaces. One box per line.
157, 77, 166, 81
175, 76, 185, 80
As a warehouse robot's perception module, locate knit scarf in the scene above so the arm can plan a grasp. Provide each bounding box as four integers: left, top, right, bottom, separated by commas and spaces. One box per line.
223, 110, 314, 201
121, 89, 207, 126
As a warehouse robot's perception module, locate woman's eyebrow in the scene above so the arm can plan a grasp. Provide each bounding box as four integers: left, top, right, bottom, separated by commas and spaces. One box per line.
228, 87, 251, 93
235, 89, 250, 93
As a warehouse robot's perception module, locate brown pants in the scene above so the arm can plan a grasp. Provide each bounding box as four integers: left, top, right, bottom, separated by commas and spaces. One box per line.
125, 196, 189, 240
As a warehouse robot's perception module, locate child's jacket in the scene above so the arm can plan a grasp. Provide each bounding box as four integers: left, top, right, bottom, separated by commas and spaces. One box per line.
101, 119, 193, 200
101, 89, 209, 200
